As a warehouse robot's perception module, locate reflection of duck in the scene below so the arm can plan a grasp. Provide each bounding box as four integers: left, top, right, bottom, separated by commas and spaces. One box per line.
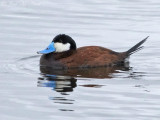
40, 65, 130, 79
37, 74, 77, 92
37, 34, 148, 69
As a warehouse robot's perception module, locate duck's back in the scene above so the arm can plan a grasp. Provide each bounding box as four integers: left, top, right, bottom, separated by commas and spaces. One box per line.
58, 46, 126, 68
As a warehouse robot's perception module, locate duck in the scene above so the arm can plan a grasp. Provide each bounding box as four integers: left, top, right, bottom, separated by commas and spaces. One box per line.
37, 34, 148, 69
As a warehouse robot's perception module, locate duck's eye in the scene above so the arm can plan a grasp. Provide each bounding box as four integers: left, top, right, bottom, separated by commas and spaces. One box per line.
46, 48, 49, 50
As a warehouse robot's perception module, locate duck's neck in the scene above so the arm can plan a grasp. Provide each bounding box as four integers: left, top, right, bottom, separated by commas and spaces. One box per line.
52, 50, 76, 60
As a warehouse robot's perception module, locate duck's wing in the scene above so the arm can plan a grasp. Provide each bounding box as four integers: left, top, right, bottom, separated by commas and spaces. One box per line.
60, 46, 123, 68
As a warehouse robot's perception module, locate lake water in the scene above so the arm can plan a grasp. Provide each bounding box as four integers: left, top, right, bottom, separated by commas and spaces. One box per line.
0, 0, 160, 120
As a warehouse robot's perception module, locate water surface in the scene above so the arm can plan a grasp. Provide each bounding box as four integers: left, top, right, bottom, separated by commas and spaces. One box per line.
0, 0, 160, 120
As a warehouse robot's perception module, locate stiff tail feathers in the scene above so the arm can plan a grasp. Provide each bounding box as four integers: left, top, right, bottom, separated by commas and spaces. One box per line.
126, 36, 149, 56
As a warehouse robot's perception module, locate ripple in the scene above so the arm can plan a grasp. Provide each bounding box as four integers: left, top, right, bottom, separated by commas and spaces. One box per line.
0, 55, 40, 75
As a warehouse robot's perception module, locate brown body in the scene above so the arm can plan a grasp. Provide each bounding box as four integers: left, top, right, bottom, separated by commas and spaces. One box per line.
40, 46, 127, 69
39, 35, 148, 70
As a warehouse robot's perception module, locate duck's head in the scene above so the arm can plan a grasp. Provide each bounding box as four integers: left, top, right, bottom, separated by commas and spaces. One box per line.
37, 34, 77, 54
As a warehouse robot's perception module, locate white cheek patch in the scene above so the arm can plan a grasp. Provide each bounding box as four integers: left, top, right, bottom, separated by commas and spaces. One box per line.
54, 43, 70, 52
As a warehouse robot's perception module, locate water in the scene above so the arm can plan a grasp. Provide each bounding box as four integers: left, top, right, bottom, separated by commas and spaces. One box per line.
0, 0, 160, 119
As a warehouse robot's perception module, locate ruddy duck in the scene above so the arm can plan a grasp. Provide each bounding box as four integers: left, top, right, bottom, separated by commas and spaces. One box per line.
37, 34, 148, 69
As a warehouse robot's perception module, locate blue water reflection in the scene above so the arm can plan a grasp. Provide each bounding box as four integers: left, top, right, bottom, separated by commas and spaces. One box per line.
38, 73, 77, 92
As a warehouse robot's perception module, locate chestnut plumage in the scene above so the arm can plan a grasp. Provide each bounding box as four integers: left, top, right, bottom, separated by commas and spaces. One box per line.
38, 34, 148, 69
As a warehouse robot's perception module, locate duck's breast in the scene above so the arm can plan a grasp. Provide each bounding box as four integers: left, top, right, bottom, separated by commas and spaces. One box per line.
40, 53, 65, 69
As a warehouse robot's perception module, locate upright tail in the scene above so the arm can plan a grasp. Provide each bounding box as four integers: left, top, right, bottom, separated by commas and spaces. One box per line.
126, 36, 149, 56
